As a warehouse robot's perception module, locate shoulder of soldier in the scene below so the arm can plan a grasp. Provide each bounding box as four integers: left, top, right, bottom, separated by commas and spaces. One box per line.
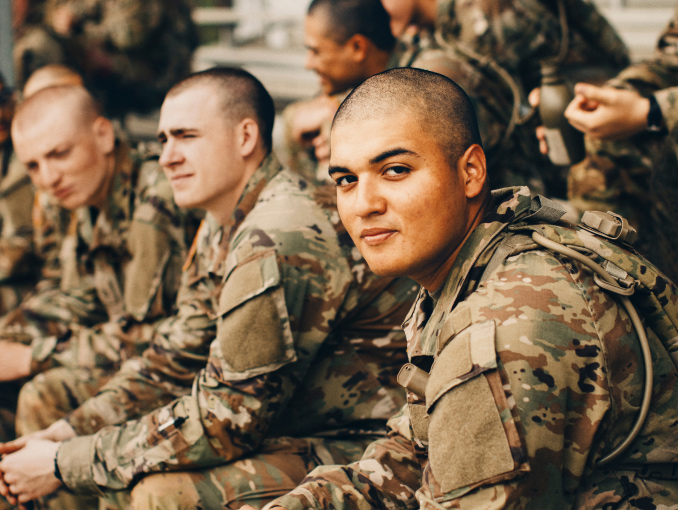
232, 169, 347, 265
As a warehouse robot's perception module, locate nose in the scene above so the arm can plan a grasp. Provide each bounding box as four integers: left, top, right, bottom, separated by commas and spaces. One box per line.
159, 138, 182, 168
39, 162, 61, 190
304, 50, 315, 72
352, 178, 387, 219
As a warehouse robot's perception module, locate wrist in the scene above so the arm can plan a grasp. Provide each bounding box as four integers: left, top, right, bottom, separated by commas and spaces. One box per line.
53, 445, 63, 483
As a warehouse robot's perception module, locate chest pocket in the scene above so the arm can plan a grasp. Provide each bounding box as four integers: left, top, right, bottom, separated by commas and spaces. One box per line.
210, 250, 297, 381
425, 320, 528, 497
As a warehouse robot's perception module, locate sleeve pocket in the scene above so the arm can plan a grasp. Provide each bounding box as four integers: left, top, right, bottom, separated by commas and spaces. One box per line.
425, 320, 528, 496
211, 251, 297, 381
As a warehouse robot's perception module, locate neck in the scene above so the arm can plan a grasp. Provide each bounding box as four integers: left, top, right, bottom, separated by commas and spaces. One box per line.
89, 153, 116, 210
419, 190, 493, 293
210, 150, 267, 226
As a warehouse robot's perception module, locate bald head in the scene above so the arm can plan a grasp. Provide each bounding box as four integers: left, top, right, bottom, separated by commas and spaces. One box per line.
166, 67, 275, 151
23, 65, 84, 99
13, 85, 101, 139
334, 67, 482, 165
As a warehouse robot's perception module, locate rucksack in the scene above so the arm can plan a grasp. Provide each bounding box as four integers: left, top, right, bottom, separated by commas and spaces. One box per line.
482, 199, 678, 466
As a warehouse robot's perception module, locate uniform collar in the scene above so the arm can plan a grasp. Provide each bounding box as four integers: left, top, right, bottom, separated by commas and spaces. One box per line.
403, 186, 534, 357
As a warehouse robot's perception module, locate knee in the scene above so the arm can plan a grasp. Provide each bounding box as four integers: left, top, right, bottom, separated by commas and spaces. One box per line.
131, 473, 200, 510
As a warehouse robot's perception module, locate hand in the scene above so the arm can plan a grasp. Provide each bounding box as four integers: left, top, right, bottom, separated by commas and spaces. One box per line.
0, 439, 63, 504
528, 88, 549, 155
0, 341, 32, 381
290, 96, 340, 146
0, 419, 76, 456
49, 5, 77, 36
564, 83, 651, 140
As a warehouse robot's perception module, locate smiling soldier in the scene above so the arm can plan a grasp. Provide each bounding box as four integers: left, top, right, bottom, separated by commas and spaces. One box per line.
258, 67, 678, 509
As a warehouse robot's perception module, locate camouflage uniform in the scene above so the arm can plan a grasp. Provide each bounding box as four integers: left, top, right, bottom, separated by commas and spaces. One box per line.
421, 0, 630, 197
54, 153, 416, 509
0, 141, 189, 443
264, 186, 678, 510
568, 6, 678, 283
0, 146, 37, 315
13, 0, 198, 116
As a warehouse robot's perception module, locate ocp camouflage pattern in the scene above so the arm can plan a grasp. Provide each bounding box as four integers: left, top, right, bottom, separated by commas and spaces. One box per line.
56, 153, 416, 499
265, 186, 678, 510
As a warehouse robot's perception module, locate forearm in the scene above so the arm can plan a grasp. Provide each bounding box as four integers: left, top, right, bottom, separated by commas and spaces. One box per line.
267, 430, 421, 510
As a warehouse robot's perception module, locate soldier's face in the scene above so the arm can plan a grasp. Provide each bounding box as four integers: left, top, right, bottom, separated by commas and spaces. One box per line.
12, 107, 114, 209
304, 9, 364, 95
329, 111, 472, 289
158, 85, 248, 220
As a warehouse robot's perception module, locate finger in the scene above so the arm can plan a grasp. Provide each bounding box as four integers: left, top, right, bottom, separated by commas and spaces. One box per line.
528, 87, 540, 107
535, 126, 548, 155
0, 438, 27, 455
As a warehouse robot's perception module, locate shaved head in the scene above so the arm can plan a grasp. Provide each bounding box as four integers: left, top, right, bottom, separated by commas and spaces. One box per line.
333, 67, 482, 165
13, 85, 101, 138
23, 64, 84, 99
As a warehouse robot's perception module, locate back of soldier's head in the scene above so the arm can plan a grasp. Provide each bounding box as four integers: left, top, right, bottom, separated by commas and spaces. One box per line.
334, 67, 482, 164
166, 67, 275, 151
308, 0, 396, 52
23, 64, 84, 99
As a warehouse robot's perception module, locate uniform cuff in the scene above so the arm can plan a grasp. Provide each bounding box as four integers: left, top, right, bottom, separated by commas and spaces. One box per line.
57, 436, 105, 496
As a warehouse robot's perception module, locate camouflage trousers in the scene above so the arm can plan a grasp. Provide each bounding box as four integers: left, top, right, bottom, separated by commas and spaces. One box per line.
101, 434, 379, 510
568, 131, 678, 283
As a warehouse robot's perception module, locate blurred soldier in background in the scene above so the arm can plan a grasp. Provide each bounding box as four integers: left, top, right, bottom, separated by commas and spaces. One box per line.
13, 0, 199, 117
281, 0, 395, 184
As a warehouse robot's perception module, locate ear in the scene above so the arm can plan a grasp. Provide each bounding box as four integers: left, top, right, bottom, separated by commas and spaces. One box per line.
236, 118, 260, 158
456, 144, 487, 198
347, 34, 369, 62
92, 117, 115, 154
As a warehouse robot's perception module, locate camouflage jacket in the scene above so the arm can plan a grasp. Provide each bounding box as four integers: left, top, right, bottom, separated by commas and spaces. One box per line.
265, 186, 678, 510
42, 0, 197, 112
0, 144, 35, 282
569, 5, 678, 283
56, 153, 416, 495
4, 141, 188, 374
427, 0, 629, 197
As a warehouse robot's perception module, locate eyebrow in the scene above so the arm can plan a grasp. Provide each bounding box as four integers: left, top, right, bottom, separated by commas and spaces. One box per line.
369, 147, 419, 164
156, 127, 197, 140
328, 147, 420, 177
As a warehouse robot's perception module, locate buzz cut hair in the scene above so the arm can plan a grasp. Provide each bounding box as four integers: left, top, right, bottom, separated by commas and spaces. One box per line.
308, 0, 396, 52
333, 67, 483, 165
12, 84, 102, 135
166, 67, 275, 151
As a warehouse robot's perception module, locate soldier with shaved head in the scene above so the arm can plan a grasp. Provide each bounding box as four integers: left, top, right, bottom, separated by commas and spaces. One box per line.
0, 84, 190, 467
259, 67, 678, 510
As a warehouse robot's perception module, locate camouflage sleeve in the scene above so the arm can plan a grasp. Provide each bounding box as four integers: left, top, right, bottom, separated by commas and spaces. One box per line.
265, 407, 422, 510
57, 209, 355, 493
64, 223, 220, 435
0, 153, 35, 281
26, 163, 188, 373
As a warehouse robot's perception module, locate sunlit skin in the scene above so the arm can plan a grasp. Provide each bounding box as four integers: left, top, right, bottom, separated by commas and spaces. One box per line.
303, 8, 367, 95
329, 111, 490, 292
11, 105, 115, 211
157, 84, 261, 226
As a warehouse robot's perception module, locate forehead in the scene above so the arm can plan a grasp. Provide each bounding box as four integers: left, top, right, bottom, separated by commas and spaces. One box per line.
331, 109, 444, 166
159, 85, 225, 130
304, 9, 339, 45
13, 103, 87, 155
